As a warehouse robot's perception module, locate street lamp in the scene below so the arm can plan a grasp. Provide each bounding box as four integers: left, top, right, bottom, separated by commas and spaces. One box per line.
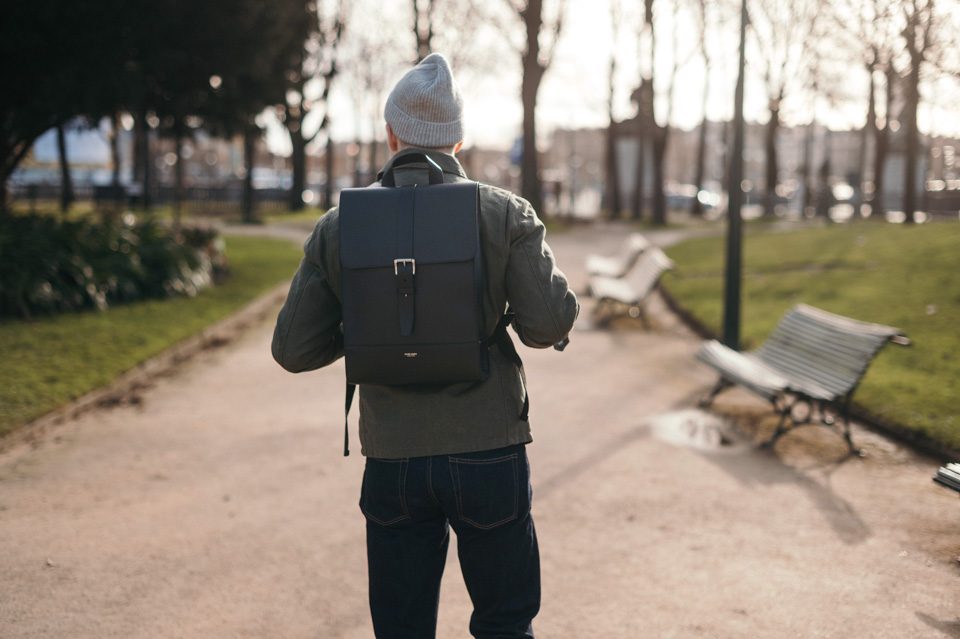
723, 0, 748, 351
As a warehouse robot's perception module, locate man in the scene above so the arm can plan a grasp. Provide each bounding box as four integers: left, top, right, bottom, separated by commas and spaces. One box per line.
271, 52, 578, 639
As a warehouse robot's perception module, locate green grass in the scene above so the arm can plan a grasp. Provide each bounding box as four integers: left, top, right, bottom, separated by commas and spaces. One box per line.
663, 222, 960, 452
263, 208, 326, 226
0, 235, 301, 436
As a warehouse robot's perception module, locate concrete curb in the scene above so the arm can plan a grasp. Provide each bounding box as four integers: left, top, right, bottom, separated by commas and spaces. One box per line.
0, 281, 290, 458
659, 284, 960, 462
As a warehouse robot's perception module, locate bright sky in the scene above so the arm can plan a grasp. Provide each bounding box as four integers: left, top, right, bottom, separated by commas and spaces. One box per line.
264, 0, 960, 156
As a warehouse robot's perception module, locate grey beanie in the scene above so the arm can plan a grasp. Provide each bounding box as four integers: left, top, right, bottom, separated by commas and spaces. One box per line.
384, 53, 464, 148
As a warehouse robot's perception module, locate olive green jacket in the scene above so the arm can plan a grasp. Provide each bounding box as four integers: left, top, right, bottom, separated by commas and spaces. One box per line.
271, 148, 579, 458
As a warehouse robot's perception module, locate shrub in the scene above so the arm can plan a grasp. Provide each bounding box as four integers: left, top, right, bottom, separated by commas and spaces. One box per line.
0, 213, 227, 319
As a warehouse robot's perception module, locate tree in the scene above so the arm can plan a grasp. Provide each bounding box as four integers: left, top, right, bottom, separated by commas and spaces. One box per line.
748, 0, 818, 217
628, 0, 693, 225
828, 0, 899, 217
55, 123, 74, 213
341, 9, 407, 184
689, 0, 718, 218
204, 0, 312, 223
644, 0, 691, 227
898, 0, 937, 224
504, 0, 566, 215
604, 0, 623, 220
0, 1, 122, 212
412, 0, 436, 61
276, 0, 346, 211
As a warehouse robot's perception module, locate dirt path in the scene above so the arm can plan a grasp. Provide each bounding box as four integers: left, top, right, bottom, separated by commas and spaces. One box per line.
1, 225, 957, 638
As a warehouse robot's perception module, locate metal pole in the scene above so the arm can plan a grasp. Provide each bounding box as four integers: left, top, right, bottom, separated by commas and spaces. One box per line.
722, 0, 748, 350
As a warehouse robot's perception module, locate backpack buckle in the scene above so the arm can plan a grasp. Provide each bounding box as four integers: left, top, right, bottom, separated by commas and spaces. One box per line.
393, 258, 416, 275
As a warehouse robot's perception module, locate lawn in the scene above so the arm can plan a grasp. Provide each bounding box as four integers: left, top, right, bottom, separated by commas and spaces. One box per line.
0, 235, 302, 436
663, 222, 960, 453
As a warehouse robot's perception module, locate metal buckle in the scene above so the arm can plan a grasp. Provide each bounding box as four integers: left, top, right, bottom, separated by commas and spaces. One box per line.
393, 258, 416, 275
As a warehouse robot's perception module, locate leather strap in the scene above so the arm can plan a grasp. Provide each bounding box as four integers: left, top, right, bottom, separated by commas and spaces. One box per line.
380, 153, 444, 186
344, 382, 356, 456
395, 187, 416, 336
396, 265, 415, 336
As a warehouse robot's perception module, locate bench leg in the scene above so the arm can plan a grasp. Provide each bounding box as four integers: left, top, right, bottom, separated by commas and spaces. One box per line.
592, 299, 613, 328
837, 400, 863, 457
763, 397, 864, 457
698, 378, 733, 408
761, 401, 793, 449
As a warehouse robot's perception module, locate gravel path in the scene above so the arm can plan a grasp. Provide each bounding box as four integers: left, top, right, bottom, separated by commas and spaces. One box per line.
1, 224, 957, 638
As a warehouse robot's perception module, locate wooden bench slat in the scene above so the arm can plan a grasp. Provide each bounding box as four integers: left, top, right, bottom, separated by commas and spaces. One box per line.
695, 340, 789, 399
756, 308, 901, 397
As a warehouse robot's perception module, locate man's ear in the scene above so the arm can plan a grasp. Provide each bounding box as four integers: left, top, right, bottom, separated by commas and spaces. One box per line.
453, 141, 464, 154
386, 124, 399, 153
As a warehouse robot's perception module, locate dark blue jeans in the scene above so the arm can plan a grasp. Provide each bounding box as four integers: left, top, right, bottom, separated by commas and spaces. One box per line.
360, 442, 540, 639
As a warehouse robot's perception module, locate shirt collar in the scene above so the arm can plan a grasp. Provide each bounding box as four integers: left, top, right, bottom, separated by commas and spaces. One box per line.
377, 147, 469, 182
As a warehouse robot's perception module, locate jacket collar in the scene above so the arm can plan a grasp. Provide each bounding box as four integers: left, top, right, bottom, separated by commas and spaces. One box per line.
377, 147, 469, 183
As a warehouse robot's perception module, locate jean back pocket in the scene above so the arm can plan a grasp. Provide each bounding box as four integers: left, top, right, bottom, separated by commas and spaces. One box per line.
360, 458, 411, 526
449, 453, 520, 529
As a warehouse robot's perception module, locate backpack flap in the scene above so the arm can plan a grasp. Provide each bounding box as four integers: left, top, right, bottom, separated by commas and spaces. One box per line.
339, 181, 485, 385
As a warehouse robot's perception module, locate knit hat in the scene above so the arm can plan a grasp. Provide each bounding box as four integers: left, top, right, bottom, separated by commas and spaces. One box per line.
384, 53, 464, 148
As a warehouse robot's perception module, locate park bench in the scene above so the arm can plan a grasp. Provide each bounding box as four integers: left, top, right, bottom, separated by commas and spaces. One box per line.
695, 304, 910, 455
588, 246, 674, 327
933, 463, 960, 494
585, 233, 651, 278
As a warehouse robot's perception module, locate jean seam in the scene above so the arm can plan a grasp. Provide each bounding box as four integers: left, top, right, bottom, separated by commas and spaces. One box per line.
426, 457, 440, 507
399, 460, 409, 516
447, 452, 518, 465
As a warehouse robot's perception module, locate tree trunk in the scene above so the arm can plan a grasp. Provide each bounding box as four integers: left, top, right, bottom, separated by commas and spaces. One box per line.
903, 54, 921, 224
690, 121, 708, 217
604, 125, 621, 220
110, 112, 122, 187
56, 123, 74, 214
173, 119, 184, 230
367, 124, 379, 180
605, 53, 621, 219
872, 66, 894, 219
651, 126, 668, 226
858, 67, 876, 217
520, 61, 544, 214
801, 123, 813, 215
631, 119, 645, 220
353, 140, 363, 187
367, 114, 382, 182
691, 2, 710, 217
412, 0, 434, 62
816, 129, 832, 218
136, 108, 152, 212
720, 119, 730, 204
763, 102, 779, 217
133, 114, 144, 189
289, 125, 306, 211
324, 130, 335, 210
242, 126, 257, 224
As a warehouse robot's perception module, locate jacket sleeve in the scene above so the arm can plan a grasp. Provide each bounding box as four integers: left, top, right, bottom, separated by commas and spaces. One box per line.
271, 214, 344, 373
504, 195, 580, 348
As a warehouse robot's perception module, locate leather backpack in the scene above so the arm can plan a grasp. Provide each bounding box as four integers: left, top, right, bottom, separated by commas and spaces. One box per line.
337, 153, 526, 455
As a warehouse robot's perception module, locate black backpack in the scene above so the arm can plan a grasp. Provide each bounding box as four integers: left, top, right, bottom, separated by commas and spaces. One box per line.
337, 153, 526, 455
